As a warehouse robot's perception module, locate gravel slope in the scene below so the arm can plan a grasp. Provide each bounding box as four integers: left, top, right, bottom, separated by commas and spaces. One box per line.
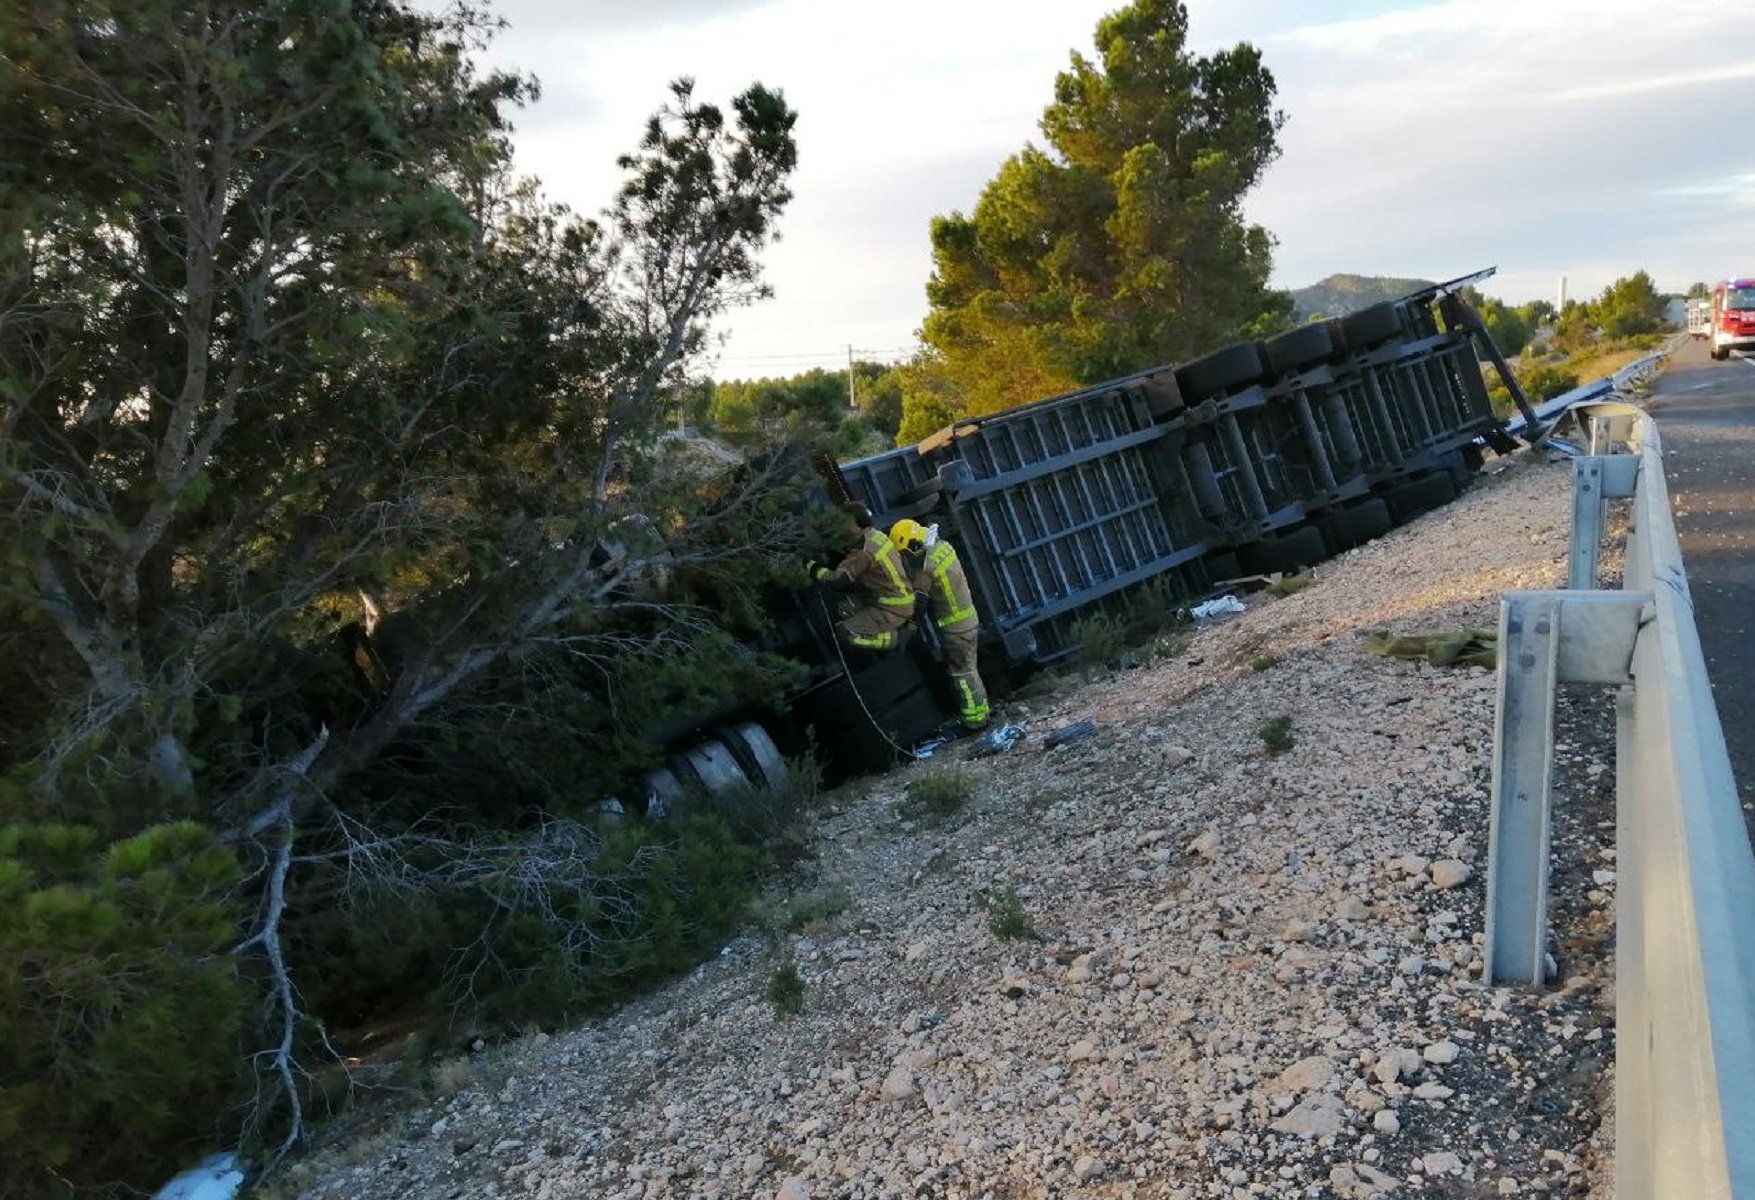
284, 450, 1617, 1200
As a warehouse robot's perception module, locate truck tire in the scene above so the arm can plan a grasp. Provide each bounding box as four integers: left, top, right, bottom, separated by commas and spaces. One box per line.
1238, 525, 1326, 575
1382, 472, 1457, 523
1338, 303, 1405, 353
720, 721, 788, 792
1138, 370, 1185, 418
1175, 342, 1265, 401
1319, 498, 1392, 553
1260, 323, 1336, 377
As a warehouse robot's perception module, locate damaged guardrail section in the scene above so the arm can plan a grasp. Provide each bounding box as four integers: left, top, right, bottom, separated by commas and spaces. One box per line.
1483, 401, 1755, 1198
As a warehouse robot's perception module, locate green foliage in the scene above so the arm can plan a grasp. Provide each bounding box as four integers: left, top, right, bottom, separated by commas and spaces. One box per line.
0, 823, 251, 1199
782, 884, 852, 934
1687, 281, 1712, 300
1452, 287, 1536, 356
919, 0, 1289, 420
1248, 654, 1282, 672
1592, 270, 1668, 338
854, 362, 905, 442
1521, 363, 1581, 401
901, 767, 977, 821
452, 814, 764, 1025
0, 0, 809, 1186
1258, 715, 1295, 756
1072, 611, 1129, 672
766, 959, 806, 1018
980, 886, 1039, 941
1264, 573, 1311, 597
1070, 576, 1191, 671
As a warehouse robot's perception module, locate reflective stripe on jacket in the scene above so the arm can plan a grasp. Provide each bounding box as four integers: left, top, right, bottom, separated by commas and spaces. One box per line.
829, 528, 915, 614
913, 540, 979, 632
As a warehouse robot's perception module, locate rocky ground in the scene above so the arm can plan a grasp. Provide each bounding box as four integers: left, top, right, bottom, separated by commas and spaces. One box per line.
281, 448, 1621, 1200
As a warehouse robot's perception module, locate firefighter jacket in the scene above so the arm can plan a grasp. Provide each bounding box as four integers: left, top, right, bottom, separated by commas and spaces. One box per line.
826, 527, 916, 617
911, 539, 979, 634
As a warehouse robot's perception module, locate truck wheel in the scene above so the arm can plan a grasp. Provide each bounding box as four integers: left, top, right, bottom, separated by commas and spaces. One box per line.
1138, 369, 1185, 418
1382, 472, 1457, 523
1260, 323, 1336, 377
1319, 499, 1393, 552
720, 722, 788, 792
1712, 345, 1729, 361
1175, 342, 1265, 401
1338, 303, 1405, 353
1238, 525, 1326, 575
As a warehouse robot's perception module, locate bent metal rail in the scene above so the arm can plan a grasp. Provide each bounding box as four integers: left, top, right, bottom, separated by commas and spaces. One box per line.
1483, 400, 1755, 1198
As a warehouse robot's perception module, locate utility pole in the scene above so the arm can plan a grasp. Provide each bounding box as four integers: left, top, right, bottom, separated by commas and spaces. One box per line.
847, 344, 857, 411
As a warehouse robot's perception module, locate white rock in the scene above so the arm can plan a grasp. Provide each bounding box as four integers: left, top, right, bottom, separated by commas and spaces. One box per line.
1163, 746, 1195, 768
1281, 918, 1317, 943
880, 1068, 918, 1101
1073, 1155, 1103, 1182
1271, 1054, 1335, 1094
1188, 829, 1219, 859
1271, 1093, 1347, 1138
1372, 1048, 1421, 1085
1413, 1081, 1455, 1100
1422, 1040, 1460, 1065
1335, 896, 1370, 921
1430, 859, 1473, 889
777, 1177, 812, 1200
1422, 1150, 1464, 1175
1373, 1109, 1401, 1135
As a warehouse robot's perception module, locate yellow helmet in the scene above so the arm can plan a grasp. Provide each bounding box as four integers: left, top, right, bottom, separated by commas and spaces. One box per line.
889, 518, 928, 555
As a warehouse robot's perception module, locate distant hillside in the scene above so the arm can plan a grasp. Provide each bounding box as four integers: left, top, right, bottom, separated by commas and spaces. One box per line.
1290, 274, 1434, 321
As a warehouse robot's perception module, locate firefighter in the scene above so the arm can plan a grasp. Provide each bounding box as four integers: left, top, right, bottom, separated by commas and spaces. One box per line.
889, 518, 990, 730
808, 503, 915, 652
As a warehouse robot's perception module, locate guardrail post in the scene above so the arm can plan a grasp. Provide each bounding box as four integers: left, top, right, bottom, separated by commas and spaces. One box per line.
1485, 592, 1561, 984
1484, 590, 1645, 985
1567, 454, 1640, 590
1570, 458, 1606, 590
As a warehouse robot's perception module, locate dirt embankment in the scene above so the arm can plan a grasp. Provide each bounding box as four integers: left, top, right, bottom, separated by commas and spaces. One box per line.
282, 449, 1616, 1200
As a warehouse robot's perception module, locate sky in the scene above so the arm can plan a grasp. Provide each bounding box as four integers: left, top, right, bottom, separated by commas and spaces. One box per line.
461, 0, 1755, 376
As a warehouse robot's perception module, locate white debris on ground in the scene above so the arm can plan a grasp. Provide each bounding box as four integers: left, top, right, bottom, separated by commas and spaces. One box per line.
284, 451, 1618, 1200
153, 1154, 245, 1200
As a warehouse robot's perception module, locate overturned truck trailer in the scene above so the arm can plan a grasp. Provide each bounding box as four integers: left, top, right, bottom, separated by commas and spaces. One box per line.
644, 271, 1523, 804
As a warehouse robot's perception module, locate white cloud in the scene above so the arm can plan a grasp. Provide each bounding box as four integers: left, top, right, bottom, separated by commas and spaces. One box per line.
469, 0, 1755, 362
1542, 61, 1755, 103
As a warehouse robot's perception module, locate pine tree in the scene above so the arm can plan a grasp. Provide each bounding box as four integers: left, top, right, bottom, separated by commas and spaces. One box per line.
915, 0, 1290, 427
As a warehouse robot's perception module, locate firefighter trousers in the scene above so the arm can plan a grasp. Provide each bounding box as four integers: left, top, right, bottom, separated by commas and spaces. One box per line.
938, 625, 990, 728
839, 604, 910, 652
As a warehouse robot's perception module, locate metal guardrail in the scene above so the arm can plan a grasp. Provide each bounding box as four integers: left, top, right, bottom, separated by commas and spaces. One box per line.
1482, 392, 1755, 1197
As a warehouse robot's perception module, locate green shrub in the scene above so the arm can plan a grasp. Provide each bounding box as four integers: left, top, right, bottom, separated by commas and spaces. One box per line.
0, 822, 252, 1199
714, 756, 823, 862
1071, 579, 1193, 672
452, 813, 763, 1024
1521, 363, 1580, 402
1071, 611, 1127, 671
783, 885, 852, 934
766, 960, 806, 1018
981, 886, 1038, 941
1248, 654, 1282, 672
1265, 574, 1311, 597
901, 767, 976, 821
1259, 715, 1296, 756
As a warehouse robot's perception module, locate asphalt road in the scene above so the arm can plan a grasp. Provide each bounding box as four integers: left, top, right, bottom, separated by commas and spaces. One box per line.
1645, 338, 1755, 822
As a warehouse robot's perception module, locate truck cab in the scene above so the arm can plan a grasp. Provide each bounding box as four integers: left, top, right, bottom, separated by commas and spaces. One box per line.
1710, 279, 1755, 360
